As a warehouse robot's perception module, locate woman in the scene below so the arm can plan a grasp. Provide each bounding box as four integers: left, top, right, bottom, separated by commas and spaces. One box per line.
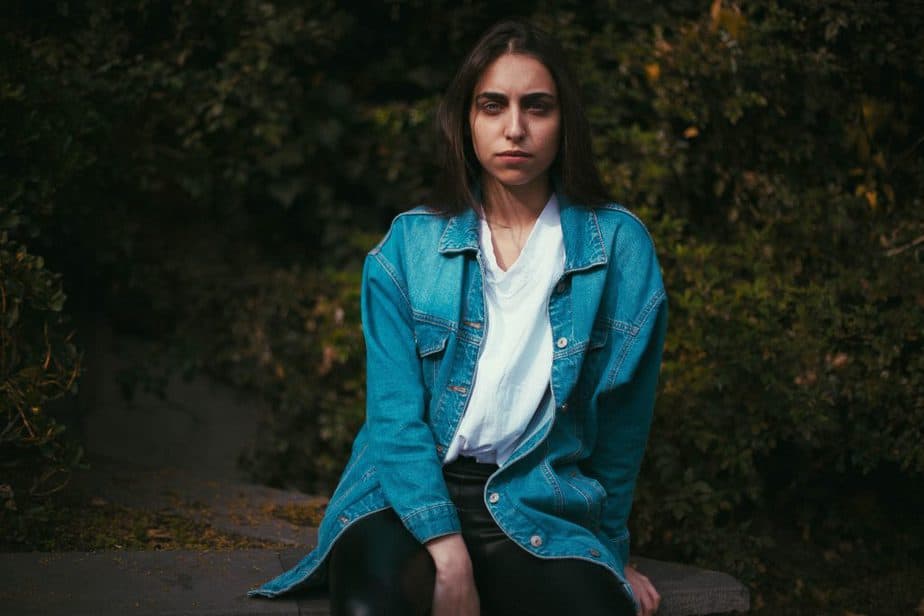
250, 19, 667, 616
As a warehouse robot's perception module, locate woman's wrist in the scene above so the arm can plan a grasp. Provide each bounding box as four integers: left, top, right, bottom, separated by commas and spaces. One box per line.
425, 533, 472, 574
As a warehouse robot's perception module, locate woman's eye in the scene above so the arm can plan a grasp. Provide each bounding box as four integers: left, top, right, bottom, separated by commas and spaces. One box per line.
528, 102, 551, 113
482, 102, 502, 113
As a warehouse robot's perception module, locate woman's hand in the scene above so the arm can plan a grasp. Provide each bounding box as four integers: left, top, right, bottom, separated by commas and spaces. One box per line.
625, 563, 660, 615
425, 533, 480, 616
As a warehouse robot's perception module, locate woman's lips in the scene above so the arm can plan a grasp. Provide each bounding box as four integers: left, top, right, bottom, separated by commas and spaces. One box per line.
496, 151, 532, 163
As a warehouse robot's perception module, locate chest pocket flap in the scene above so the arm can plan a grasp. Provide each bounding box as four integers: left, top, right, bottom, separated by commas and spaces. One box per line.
589, 321, 609, 351
414, 321, 451, 357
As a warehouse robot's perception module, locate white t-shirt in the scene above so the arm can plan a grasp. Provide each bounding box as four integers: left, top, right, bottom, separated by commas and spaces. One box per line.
443, 194, 565, 466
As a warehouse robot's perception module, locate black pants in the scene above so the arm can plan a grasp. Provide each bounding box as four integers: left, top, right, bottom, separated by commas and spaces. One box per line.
328, 456, 636, 616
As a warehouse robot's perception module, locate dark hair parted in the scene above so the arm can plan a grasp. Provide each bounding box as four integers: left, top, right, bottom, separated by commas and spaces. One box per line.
434, 19, 610, 214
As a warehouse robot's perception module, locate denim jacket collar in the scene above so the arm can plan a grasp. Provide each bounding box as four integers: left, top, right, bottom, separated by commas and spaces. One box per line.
437, 187, 608, 274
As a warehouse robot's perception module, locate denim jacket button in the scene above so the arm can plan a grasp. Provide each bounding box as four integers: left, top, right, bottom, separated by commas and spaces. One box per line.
338, 515, 349, 525
589, 548, 601, 557
558, 402, 568, 413
530, 535, 543, 547
556, 337, 568, 349
555, 281, 567, 294
488, 492, 500, 504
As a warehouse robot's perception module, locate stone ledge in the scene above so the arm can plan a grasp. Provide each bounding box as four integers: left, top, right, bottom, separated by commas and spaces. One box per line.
278, 549, 749, 616
0, 548, 748, 616
1, 550, 293, 616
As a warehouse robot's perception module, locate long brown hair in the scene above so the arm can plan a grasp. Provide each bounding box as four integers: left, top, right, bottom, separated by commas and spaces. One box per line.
434, 19, 610, 214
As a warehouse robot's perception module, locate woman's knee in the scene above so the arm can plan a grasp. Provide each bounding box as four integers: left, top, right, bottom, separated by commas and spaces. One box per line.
328, 509, 434, 615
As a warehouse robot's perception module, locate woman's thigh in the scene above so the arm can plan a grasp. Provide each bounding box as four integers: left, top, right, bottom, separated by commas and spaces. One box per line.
327, 508, 435, 616
469, 542, 637, 616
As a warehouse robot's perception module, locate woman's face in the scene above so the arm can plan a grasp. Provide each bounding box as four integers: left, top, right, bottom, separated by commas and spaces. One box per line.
468, 53, 561, 192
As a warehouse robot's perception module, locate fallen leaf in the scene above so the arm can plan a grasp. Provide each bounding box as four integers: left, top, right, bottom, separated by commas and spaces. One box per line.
146, 528, 173, 540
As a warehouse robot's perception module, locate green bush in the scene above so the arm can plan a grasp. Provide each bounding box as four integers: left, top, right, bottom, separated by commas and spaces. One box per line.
0, 2, 98, 519
202, 264, 366, 494
0, 234, 82, 512
577, 2, 924, 572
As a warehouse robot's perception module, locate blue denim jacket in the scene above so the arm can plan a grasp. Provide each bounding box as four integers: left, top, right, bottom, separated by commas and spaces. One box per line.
249, 192, 668, 606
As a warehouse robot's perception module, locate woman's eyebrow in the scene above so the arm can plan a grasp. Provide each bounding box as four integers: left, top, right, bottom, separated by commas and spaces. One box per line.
474, 91, 557, 103
475, 92, 509, 103
521, 92, 557, 104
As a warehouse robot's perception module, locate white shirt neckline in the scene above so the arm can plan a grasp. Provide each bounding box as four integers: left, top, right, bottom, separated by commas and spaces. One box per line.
478, 194, 560, 299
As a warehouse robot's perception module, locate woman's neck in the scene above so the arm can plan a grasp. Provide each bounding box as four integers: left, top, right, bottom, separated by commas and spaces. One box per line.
480, 174, 551, 229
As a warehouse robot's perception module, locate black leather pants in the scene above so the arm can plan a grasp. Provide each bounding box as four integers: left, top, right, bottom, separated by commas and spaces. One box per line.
328, 456, 636, 616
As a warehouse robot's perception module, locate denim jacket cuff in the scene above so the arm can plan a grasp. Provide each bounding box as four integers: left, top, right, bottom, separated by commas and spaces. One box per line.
400, 501, 461, 543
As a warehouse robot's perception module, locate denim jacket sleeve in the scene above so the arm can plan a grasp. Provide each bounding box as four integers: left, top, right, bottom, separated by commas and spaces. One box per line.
360, 250, 462, 544
582, 228, 668, 566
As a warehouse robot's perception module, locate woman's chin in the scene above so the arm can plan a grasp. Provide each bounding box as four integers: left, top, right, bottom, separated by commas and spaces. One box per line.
483, 171, 549, 191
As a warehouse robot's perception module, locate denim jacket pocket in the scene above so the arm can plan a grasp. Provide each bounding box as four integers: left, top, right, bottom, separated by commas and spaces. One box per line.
589, 323, 609, 351
325, 442, 374, 514
574, 322, 611, 407
561, 465, 608, 528
607, 528, 631, 566
582, 322, 610, 378
414, 321, 451, 395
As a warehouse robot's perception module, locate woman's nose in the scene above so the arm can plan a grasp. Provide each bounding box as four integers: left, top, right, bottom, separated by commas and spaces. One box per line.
504, 111, 525, 141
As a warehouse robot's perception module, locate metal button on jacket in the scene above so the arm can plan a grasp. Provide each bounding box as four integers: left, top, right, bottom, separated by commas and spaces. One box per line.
530, 535, 543, 548
556, 337, 568, 349
488, 492, 500, 504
